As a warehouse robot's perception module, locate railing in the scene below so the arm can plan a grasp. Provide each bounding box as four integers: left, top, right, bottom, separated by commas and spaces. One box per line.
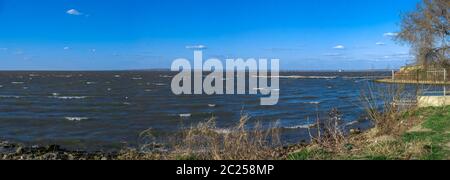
391, 68, 449, 96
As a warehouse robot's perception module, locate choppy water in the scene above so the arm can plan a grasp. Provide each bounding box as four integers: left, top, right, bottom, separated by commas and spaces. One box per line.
0, 71, 390, 151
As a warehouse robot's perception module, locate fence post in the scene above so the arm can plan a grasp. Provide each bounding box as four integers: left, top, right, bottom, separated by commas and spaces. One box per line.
392, 69, 395, 81
444, 69, 447, 97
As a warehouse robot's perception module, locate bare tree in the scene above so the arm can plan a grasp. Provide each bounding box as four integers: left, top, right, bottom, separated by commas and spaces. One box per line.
396, 0, 449, 68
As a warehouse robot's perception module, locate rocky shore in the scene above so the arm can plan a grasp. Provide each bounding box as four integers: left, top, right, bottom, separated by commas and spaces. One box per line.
0, 141, 117, 160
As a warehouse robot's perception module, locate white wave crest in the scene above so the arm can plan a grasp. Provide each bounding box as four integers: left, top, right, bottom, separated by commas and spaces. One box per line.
50, 96, 87, 100
283, 124, 316, 129
65, 117, 89, 122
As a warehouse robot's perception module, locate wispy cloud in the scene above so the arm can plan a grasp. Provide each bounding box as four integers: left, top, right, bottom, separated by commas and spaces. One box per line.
333, 45, 345, 49
383, 32, 398, 37
63, 47, 70, 50
185, 45, 207, 50
0, 48, 7, 51
375, 42, 386, 46
67, 9, 82, 16
364, 52, 414, 62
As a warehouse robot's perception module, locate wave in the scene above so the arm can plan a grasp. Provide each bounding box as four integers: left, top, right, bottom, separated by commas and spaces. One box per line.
11, 82, 25, 84
252, 88, 280, 91
214, 128, 232, 134
54, 75, 73, 78
132, 77, 143, 80
0, 95, 22, 99
50, 96, 88, 100
254, 76, 337, 79
65, 117, 89, 122
86, 82, 97, 85
153, 83, 167, 86
302, 101, 321, 105
253, 88, 266, 91
179, 113, 192, 118
345, 121, 359, 126
283, 124, 317, 129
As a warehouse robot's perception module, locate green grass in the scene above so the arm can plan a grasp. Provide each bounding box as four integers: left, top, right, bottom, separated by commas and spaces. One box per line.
287, 148, 333, 160
401, 106, 450, 160
288, 106, 450, 160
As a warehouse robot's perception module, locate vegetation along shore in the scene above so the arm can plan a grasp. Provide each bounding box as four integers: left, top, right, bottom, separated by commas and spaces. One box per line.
1, 106, 450, 160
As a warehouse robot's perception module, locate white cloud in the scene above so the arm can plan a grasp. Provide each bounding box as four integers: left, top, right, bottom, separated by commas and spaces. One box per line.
91, 49, 97, 53
67, 9, 82, 16
333, 45, 345, 49
63, 47, 70, 50
186, 45, 207, 50
375, 42, 386, 46
383, 32, 398, 37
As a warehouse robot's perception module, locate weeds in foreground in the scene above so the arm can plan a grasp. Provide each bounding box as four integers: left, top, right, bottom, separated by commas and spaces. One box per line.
308, 108, 348, 154
119, 115, 283, 160
361, 83, 418, 136
179, 116, 282, 160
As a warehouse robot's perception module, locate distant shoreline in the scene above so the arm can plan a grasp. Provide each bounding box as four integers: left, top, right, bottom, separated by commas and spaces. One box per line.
375, 78, 450, 85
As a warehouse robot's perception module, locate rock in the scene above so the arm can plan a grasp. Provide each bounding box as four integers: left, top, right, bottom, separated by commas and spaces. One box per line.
67, 154, 75, 160
47, 145, 61, 152
350, 129, 362, 135
15, 147, 24, 154
1, 141, 14, 149
42, 153, 58, 160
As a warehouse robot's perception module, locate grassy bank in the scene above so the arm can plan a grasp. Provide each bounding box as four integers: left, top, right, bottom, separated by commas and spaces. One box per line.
288, 106, 450, 160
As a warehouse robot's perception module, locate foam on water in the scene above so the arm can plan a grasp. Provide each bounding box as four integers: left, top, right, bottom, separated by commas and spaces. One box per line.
179, 114, 192, 118
65, 117, 89, 122
50, 96, 88, 100
0, 95, 22, 99
283, 124, 316, 129
254, 75, 338, 79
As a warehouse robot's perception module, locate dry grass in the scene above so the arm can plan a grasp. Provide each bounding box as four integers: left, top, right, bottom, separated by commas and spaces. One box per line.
176, 116, 282, 160
119, 115, 283, 160
288, 83, 435, 160
308, 108, 349, 154
361, 83, 419, 136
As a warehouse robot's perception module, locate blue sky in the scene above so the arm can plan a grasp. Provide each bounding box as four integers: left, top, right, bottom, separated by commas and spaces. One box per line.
0, 0, 420, 70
